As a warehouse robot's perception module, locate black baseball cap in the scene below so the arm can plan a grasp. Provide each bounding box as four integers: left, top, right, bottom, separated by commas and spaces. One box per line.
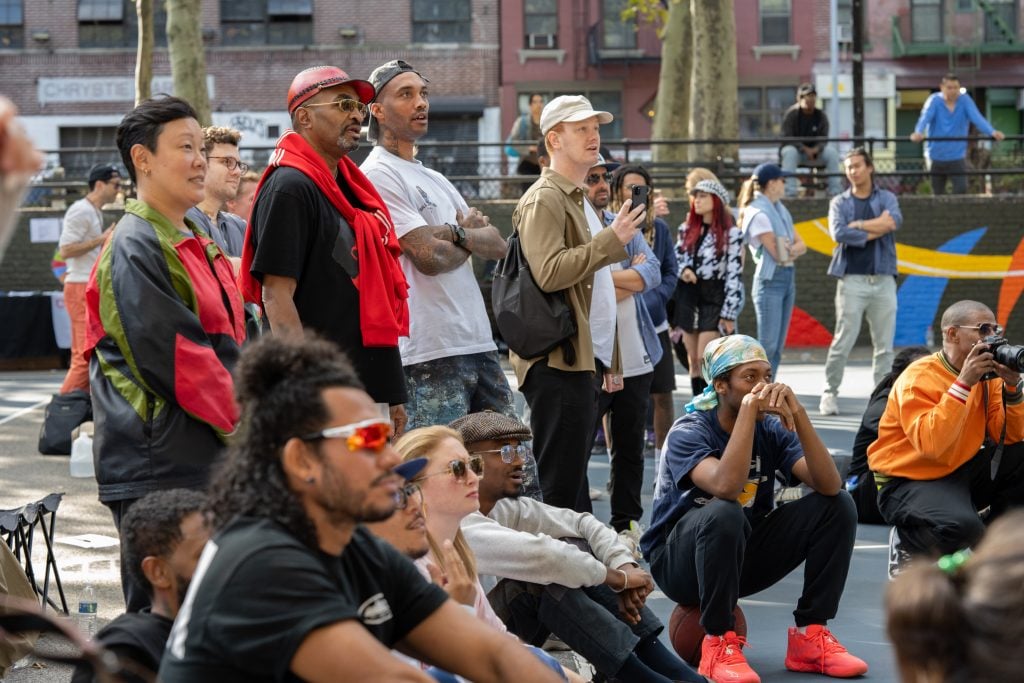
88, 163, 120, 185
798, 83, 816, 97
366, 59, 429, 143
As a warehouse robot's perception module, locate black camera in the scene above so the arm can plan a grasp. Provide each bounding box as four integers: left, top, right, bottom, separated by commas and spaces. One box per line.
981, 335, 1024, 379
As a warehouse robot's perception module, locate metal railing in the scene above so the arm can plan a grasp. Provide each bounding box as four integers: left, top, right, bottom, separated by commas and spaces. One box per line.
20, 134, 1024, 207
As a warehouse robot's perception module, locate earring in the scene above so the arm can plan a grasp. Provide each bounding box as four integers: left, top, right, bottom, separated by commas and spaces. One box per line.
144, 168, 151, 177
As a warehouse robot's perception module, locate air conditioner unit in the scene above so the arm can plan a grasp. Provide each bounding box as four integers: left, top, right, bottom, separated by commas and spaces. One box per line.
837, 24, 853, 44
528, 33, 556, 49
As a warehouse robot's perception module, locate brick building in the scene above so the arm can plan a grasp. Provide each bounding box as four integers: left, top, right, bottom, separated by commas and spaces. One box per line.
499, 0, 1024, 167
0, 0, 502, 175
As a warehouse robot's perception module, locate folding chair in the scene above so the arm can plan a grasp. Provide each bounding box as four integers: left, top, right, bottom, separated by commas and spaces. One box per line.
0, 492, 68, 614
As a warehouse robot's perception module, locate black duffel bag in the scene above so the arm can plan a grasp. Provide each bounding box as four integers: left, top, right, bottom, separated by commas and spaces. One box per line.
491, 231, 576, 364
37, 390, 92, 456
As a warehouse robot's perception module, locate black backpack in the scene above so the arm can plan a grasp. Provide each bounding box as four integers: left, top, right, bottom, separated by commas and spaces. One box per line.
37, 390, 92, 456
491, 231, 576, 364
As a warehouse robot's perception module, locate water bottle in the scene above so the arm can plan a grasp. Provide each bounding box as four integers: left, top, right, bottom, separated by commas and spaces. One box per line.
77, 584, 98, 637
69, 430, 94, 478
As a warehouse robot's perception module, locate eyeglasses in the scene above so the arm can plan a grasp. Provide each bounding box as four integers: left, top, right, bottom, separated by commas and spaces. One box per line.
956, 323, 1004, 337
470, 444, 531, 464
585, 172, 612, 186
395, 482, 423, 511
302, 98, 368, 117
419, 456, 484, 482
207, 156, 250, 173
299, 418, 392, 453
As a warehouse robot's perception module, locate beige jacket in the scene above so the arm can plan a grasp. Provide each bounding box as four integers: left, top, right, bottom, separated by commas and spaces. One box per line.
509, 167, 627, 386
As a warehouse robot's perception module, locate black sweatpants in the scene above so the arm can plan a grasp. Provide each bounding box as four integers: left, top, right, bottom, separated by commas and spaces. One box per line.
648, 492, 857, 635
878, 441, 1024, 555
521, 360, 599, 512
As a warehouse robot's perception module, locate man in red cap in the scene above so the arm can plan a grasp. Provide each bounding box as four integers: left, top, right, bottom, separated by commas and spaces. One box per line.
238, 66, 411, 436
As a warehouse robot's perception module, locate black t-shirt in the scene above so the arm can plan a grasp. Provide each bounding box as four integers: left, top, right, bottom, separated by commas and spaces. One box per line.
158, 518, 447, 683
70, 609, 172, 683
844, 196, 877, 275
249, 167, 407, 404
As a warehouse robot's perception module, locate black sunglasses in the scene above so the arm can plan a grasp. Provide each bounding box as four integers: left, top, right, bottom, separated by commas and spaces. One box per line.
396, 482, 422, 510
585, 172, 612, 186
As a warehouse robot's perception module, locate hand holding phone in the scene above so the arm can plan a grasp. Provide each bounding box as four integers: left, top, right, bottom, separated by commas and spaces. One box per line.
631, 184, 651, 209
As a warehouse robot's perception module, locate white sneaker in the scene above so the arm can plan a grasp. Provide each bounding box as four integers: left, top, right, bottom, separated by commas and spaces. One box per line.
887, 526, 912, 580
617, 521, 645, 561
588, 487, 604, 501
819, 393, 839, 416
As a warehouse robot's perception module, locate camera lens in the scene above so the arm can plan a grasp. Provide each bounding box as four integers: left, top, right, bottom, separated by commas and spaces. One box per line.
993, 343, 1024, 372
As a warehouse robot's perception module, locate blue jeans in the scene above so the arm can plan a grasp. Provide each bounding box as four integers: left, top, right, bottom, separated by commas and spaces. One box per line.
403, 351, 515, 430
752, 266, 795, 374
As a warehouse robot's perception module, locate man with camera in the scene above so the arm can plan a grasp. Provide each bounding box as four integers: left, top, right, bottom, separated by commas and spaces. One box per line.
869, 300, 1024, 575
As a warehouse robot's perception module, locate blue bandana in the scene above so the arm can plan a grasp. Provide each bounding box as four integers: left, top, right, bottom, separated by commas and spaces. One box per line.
684, 335, 770, 413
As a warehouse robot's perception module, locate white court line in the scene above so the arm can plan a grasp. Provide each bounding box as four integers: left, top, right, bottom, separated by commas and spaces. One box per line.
854, 544, 888, 550
0, 399, 47, 427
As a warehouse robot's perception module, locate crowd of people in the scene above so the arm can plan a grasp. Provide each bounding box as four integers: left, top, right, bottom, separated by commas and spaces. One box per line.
0, 62, 1018, 683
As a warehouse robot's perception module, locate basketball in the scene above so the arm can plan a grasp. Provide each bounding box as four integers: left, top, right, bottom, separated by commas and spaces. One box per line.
668, 604, 748, 666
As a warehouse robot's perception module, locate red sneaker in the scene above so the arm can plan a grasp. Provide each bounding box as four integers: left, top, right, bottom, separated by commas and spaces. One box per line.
785, 625, 868, 677
698, 631, 760, 683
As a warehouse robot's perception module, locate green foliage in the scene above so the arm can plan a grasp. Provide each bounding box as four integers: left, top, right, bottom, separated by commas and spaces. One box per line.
624, 0, 670, 38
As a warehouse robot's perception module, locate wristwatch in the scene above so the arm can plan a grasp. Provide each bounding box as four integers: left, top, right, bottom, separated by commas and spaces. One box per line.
448, 223, 467, 247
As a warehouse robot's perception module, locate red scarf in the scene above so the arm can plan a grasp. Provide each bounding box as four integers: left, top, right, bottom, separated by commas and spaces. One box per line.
238, 131, 409, 346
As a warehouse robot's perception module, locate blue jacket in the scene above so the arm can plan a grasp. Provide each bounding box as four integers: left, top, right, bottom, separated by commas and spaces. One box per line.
745, 193, 795, 282
642, 217, 678, 328
914, 92, 996, 162
827, 186, 902, 278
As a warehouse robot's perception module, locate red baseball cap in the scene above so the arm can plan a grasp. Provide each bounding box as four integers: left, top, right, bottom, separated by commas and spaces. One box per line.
287, 66, 375, 114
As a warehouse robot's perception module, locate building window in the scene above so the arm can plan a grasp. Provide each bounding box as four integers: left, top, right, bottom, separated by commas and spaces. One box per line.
0, 0, 23, 48
738, 86, 794, 138
760, 0, 791, 45
602, 0, 636, 49
59, 126, 119, 179
79, 0, 167, 48
524, 0, 557, 49
984, 0, 1017, 43
412, 0, 471, 44
911, 0, 943, 42
220, 0, 313, 46
836, 0, 867, 42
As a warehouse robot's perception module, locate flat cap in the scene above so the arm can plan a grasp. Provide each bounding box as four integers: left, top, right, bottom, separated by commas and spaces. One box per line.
448, 411, 532, 445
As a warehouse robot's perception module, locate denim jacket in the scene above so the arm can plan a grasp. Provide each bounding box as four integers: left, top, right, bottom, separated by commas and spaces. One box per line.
827, 186, 901, 278
642, 218, 678, 328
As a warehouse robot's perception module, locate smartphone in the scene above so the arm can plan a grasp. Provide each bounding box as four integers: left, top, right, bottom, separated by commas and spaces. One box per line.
631, 185, 650, 209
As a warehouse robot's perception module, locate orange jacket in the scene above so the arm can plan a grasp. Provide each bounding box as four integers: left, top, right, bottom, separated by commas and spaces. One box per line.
868, 352, 1024, 481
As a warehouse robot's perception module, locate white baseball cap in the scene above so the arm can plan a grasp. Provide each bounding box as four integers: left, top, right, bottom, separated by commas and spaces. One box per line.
539, 95, 613, 135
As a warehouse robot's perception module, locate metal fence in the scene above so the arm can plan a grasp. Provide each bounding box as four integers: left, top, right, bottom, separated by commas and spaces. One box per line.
21, 134, 1024, 208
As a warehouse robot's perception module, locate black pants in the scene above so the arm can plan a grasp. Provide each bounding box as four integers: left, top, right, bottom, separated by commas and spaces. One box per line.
489, 579, 662, 678
105, 497, 151, 613
877, 441, 1024, 555
648, 492, 857, 635
521, 360, 599, 512
593, 371, 654, 531
928, 158, 968, 195
846, 471, 885, 525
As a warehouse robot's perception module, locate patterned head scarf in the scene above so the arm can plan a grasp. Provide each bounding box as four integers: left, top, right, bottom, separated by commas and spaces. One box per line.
684, 335, 770, 413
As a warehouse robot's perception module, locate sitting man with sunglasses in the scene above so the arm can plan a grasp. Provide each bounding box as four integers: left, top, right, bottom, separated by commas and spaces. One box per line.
450, 411, 704, 683
159, 336, 563, 683
870, 299, 1024, 575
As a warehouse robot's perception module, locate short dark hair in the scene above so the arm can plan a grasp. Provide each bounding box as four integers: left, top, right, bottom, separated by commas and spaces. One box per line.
528, 92, 544, 104
115, 96, 199, 184
121, 489, 206, 598
206, 334, 364, 549
941, 72, 960, 83
844, 146, 874, 169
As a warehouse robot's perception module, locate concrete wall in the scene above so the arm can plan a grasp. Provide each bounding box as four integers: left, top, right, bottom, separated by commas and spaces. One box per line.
6, 195, 1024, 347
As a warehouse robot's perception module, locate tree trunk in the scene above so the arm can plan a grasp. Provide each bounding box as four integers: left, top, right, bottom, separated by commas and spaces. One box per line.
166, 0, 210, 125
689, 0, 739, 167
134, 0, 153, 105
651, 0, 691, 197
